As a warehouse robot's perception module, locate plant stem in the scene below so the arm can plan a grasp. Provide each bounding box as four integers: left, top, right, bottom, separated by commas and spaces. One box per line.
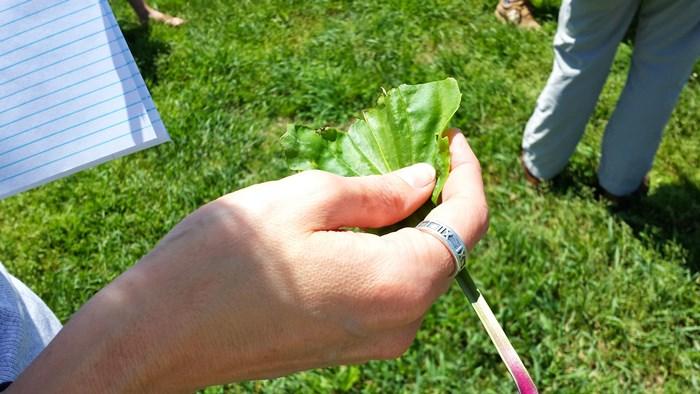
456, 270, 538, 394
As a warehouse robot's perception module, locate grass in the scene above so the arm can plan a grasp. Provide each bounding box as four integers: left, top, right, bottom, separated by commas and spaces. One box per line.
1, 0, 698, 392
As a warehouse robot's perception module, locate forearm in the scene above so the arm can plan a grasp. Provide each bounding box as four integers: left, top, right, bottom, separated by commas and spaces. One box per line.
7, 148, 487, 392
8, 261, 187, 393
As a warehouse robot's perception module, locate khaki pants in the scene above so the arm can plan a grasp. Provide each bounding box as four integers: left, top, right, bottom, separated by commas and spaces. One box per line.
522, 0, 700, 195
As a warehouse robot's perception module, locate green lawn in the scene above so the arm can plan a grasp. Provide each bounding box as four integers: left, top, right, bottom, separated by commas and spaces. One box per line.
2, 0, 699, 392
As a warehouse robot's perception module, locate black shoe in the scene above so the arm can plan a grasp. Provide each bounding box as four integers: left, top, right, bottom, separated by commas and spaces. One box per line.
596, 176, 649, 208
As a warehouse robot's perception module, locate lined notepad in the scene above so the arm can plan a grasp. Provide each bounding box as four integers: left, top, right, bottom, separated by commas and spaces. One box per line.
0, 0, 170, 199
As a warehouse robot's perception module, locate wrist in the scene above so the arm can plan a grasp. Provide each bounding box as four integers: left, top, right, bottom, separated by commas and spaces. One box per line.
10, 261, 179, 393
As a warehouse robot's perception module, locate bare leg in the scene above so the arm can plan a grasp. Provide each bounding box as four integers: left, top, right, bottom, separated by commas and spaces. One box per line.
126, 0, 185, 27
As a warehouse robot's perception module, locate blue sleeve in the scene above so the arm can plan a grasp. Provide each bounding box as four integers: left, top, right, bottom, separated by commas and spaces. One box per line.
0, 263, 62, 383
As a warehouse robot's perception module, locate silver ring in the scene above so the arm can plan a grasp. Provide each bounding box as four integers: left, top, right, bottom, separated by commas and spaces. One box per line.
416, 220, 468, 276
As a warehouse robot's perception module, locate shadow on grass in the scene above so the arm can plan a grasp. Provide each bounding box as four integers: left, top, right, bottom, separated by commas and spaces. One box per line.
612, 176, 700, 274
537, 164, 598, 199
120, 24, 170, 85
539, 165, 699, 274
531, 6, 559, 24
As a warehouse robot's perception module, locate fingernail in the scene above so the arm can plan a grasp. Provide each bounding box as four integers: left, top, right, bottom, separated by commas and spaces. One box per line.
395, 163, 436, 188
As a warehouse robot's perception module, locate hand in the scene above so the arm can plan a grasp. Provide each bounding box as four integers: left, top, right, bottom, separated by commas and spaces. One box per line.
11, 130, 488, 393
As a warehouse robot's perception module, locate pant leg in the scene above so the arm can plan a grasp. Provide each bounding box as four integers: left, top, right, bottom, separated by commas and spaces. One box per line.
522, 0, 639, 179
598, 0, 700, 196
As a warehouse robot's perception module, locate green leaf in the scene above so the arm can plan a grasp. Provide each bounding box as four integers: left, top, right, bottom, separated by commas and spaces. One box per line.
281, 78, 461, 204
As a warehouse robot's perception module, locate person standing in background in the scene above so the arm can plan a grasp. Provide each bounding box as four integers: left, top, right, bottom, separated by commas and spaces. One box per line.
521, 0, 699, 202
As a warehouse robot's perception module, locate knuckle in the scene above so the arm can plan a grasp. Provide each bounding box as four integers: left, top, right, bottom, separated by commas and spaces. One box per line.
478, 202, 490, 235
367, 270, 430, 325
459, 197, 489, 239
291, 170, 344, 206
377, 181, 405, 208
396, 235, 441, 306
294, 170, 339, 190
360, 178, 404, 213
475, 160, 483, 175
368, 275, 406, 310
366, 277, 409, 323
372, 332, 416, 360
471, 156, 483, 175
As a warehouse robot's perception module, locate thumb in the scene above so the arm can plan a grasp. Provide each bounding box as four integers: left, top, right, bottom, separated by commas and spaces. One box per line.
313, 163, 436, 230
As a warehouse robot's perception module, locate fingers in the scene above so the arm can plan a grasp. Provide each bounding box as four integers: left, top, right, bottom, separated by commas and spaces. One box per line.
291, 130, 486, 332
427, 129, 488, 250
413, 129, 487, 285
374, 129, 488, 286
298, 164, 436, 230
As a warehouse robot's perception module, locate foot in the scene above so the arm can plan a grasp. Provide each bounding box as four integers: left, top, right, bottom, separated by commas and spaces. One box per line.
597, 176, 650, 208
520, 151, 542, 187
495, 0, 541, 30
138, 6, 185, 27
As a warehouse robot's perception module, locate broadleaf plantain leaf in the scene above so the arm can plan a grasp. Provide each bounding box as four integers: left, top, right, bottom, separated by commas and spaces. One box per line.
281, 78, 461, 204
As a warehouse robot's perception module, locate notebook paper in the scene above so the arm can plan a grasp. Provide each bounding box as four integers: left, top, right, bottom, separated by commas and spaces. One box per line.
0, 0, 170, 199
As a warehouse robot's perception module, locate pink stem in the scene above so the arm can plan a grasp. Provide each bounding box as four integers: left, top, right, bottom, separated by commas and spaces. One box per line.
472, 295, 538, 394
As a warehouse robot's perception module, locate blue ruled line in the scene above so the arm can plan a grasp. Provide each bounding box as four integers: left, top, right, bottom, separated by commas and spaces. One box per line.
0, 0, 167, 193
0, 60, 135, 118
0, 85, 145, 146
0, 36, 122, 86
0, 0, 70, 28
0, 11, 107, 57
0, 108, 156, 169
0, 1, 31, 14
0, 23, 119, 72
0, 118, 161, 183
0, 47, 130, 101
0, 2, 98, 43
0, 77, 139, 133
